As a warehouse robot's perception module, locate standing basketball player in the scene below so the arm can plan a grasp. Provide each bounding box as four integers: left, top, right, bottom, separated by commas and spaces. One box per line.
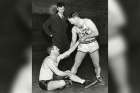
68, 12, 104, 84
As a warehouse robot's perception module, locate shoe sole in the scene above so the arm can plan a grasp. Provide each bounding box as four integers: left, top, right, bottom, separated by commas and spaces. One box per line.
93, 82, 105, 87
85, 80, 98, 88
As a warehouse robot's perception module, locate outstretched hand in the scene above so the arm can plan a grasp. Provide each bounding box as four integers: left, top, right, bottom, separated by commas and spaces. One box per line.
56, 57, 62, 66
65, 70, 73, 76
65, 70, 71, 73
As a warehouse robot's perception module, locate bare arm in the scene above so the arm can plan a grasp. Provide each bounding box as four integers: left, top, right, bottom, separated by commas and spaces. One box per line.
83, 19, 99, 39
47, 60, 68, 76
57, 41, 80, 61
88, 19, 99, 36
70, 27, 77, 48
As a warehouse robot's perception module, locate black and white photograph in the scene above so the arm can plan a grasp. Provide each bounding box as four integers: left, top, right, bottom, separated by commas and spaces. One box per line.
32, 0, 108, 93
0, 0, 140, 93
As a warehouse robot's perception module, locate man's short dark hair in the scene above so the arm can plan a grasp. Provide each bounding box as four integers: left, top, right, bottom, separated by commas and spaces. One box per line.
69, 12, 79, 18
57, 2, 65, 7
47, 46, 54, 54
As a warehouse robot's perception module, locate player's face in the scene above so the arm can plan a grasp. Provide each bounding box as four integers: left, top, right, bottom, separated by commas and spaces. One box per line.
57, 6, 65, 13
53, 46, 60, 55
68, 17, 77, 25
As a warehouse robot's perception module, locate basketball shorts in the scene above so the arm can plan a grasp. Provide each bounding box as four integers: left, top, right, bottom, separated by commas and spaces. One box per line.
78, 40, 99, 53
39, 75, 70, 90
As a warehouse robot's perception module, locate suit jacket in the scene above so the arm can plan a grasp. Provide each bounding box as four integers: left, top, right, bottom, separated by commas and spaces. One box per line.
43, 14, 69, 53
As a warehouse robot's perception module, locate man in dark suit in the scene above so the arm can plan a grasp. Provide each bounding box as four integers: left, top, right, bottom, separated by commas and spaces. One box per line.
43, 2, 69, 53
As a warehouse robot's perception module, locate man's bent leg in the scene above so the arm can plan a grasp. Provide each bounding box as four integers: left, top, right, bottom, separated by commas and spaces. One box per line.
90, 50, 101, 78
67, 73, 98, 88
68, 73, 85, 84
71, 51, 86, 74
47, 80, 66, 90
